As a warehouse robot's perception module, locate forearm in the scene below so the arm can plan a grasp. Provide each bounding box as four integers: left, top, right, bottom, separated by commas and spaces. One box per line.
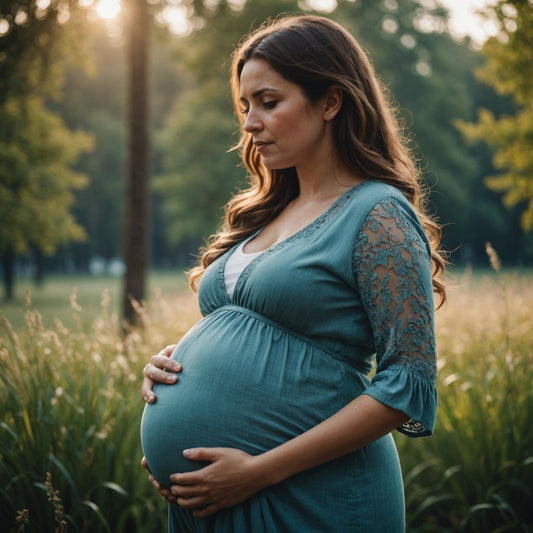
255, 394, 409, 487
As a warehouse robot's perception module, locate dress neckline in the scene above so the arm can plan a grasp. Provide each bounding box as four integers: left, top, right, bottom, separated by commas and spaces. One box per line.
244, 180, 370, 254
219, 179, 373, 303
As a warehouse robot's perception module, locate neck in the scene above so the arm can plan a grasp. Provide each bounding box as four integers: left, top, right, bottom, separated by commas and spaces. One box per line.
294, 154, 363, 201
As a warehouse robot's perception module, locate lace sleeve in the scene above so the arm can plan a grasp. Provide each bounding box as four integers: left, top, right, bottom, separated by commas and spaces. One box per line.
352, 197, 437, 437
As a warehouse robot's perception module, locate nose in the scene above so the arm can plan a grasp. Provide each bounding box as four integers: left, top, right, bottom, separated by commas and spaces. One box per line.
243, 108, 262, 133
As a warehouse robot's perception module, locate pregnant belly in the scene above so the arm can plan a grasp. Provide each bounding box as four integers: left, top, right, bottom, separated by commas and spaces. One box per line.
140, 306, 364, 489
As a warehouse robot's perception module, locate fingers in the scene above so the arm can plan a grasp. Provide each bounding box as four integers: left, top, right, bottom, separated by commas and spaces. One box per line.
148, 355, 182, 378
141, 347, 182, 403
141, 456, 151, 473
161, 344, 177, 357
182, 447, 219, 462
141, 460, 178, 504
170, 470, 200, 486
170, 485, 198, 499
168, 448, 220, 485
170, 487, 216, 516
144, 471, 178, 505
142, 455, 179, 505
175, 496, 208, 510
141, 376, 157, 404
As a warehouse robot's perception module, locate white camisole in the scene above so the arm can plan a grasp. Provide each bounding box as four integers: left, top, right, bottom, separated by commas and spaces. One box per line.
224, 239, 262, 298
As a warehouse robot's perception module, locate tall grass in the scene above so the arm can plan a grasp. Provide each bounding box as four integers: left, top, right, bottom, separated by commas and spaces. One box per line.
1, 266, 532, 531
396, 265, 533, 532
0, 289, 200, 532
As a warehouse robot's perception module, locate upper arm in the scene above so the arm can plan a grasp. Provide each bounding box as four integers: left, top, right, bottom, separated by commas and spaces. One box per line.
352, 197, 437, 437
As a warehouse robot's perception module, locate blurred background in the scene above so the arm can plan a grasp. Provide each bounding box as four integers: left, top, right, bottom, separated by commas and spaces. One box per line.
1, 0, 532, 319
1, 2, 533, 531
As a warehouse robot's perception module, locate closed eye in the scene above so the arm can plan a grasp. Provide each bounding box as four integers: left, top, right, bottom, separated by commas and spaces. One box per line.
263, 100, 277, 109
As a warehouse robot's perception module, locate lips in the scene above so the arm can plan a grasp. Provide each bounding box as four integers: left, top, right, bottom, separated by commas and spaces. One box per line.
254, 140, 273, 153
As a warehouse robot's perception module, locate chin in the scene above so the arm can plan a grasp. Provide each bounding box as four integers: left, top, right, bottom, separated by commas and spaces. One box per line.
262, 160, 294, 171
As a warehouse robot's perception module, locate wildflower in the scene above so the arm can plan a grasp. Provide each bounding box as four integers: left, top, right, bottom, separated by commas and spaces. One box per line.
485, 242, 501, 272
69, 289, 82, 312
45, 473, 67, 532
15, 508, 29, 532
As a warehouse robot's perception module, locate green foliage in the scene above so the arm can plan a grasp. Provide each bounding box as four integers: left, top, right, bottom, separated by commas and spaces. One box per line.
461, 107, 533, 231
458, 0, 533, 231
154, 83, 243, 243
0, 0, 91, 101
0, 95, 92, 255
0, 0, 94, 299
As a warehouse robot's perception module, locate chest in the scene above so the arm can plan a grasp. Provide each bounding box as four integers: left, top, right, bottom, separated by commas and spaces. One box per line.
244, 198, 340, 253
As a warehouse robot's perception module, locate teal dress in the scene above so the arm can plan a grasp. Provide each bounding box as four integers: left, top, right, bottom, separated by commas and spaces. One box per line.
140, 180, 437, 532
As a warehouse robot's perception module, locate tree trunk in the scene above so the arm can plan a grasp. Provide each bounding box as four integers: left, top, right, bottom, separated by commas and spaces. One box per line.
33, 247, 45, 288
122, 0, 150, 328
2, 248, 15, 301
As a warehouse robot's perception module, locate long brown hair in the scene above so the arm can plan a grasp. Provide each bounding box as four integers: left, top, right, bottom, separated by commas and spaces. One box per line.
189, 15, 446, 305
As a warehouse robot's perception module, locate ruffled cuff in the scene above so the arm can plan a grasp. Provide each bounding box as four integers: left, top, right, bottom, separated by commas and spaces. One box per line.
362, 369, 437, 437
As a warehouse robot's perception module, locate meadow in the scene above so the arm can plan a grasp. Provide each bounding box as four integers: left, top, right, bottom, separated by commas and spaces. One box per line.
0, 265, 532, 532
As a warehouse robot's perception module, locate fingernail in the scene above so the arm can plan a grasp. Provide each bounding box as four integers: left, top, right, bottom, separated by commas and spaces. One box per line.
167, 374, 178, 382
183, 449, 192, 457
173, 363, 181, 371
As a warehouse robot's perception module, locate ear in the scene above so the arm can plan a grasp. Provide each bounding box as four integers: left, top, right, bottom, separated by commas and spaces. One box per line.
323, 86, 343, 122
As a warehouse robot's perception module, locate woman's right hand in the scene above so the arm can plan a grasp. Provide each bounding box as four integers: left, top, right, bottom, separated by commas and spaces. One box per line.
141, 456, 178, 505
141, 344, 181, 403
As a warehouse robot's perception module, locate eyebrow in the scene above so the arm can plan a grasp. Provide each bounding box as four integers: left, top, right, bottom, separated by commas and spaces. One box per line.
240, 87, 280, 102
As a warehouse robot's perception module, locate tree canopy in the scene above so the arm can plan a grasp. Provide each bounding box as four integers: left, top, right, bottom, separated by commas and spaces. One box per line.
152, 0, 526, 264
0, 0, 92, 298
459, 0, 533, 231
0, 0, 89, 101
2, 0, 532, 293
0, 96, 92, 256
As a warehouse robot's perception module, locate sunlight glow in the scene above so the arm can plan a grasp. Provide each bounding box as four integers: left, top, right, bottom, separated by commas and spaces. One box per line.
97, 0, 121, 20
156, 5, 192, 36
86, 0, 499, 46
0, 18, 9, 36
301, 0, 337, 12
439, 0, 499, 46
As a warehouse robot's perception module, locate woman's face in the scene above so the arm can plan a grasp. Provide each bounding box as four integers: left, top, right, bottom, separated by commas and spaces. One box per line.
239, 58, 332, 171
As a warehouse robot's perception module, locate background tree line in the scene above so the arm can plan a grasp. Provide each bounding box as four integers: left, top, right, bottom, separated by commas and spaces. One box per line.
1, 0, 532, 302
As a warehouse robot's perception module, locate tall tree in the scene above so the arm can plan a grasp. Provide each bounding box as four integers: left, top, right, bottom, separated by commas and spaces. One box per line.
0, 96, 92, 299
0, 0, 92, 299
122, 0, 151, 326
458, 0, 533, 231
50, 21, 183, 271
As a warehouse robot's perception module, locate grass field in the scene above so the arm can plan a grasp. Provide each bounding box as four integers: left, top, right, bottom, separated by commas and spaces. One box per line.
0, 270, 189, 331
1, 266, 532, 531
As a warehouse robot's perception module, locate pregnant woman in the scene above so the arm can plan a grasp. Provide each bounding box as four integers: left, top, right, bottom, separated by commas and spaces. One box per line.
140, 14, 445, 532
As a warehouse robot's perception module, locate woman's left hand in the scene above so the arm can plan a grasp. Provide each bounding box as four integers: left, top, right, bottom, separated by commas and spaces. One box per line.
169, 448, 269, 517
